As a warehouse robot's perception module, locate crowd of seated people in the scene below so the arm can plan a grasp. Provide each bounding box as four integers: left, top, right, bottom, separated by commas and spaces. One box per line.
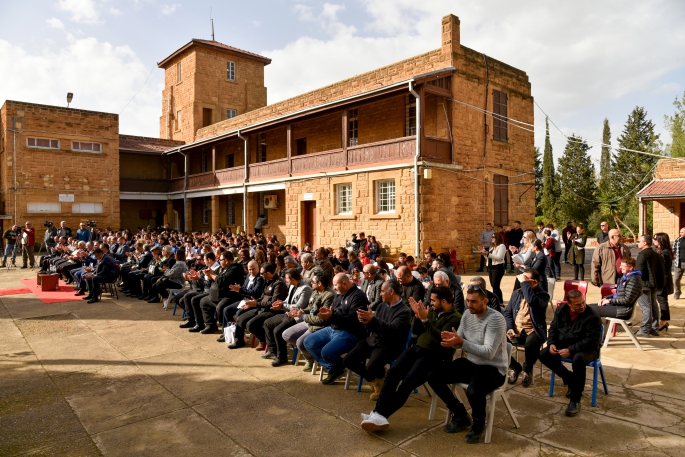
29, 222, 657, 444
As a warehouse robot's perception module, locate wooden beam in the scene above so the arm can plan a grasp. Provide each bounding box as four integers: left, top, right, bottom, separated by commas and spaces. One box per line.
419, 86, 426, 160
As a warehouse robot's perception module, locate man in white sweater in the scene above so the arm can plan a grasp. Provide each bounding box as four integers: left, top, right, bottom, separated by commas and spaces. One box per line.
426, 284, 508, 444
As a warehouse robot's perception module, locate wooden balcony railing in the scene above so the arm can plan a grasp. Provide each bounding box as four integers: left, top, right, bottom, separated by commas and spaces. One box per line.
348, 136, 416, 166
187, 171, 217, 190
291, 149, 345, 174
423, 136, 451, 163
249, 158, 289, 180
120, 178, 169, 193
216, 166, 244, 186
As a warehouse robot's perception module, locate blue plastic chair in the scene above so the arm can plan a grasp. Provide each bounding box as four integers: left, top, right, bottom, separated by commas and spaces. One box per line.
171, 291, 186, 318
548, 324, 608, 407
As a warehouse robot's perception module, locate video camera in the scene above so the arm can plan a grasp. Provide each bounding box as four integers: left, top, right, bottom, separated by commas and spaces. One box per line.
86, 220, 97, 228
44, 221, 53, 228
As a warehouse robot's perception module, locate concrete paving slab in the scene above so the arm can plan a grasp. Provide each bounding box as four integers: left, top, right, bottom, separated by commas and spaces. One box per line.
93, 408, 251, 457
19, 437, 101, 457
2, 295, 70, 319
14, 313, 93, 343
95, 321, 197, 360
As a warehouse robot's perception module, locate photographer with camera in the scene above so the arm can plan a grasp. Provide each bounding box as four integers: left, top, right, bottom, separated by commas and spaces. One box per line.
42, 221, 57, 253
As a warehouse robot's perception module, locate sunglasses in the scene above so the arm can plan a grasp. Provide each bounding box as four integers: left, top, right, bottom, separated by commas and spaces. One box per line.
467, 284, 484, 292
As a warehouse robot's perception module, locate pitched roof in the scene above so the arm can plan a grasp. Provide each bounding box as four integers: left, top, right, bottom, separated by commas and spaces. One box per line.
637, 180, 685, 199
119, 135, 184, 154
157, 39, 271, 67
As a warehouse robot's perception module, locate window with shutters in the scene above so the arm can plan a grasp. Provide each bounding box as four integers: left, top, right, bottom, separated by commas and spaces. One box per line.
27, 202, 61, 213
336, 183, 352, 215
227, 61, 236, 81
226, 109, 237, 119
257, 133, 267, 162
27, 137, 59, 149
492, 90, 508, 142
493, 174, 508, 225
72, 141, 101, 153
227, 195, 235, 225
202, 197, 210, 225
72, 203, 103, 213
348, 109, 358, 146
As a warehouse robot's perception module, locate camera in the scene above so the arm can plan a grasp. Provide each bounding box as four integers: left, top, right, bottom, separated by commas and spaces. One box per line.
86, 220, 97, 228
44, 221, 53, 228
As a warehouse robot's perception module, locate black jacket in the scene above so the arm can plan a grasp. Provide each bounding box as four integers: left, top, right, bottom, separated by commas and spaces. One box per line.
256, 277, 288, 312
423, 283, 465, 315
548, 304, 602, 356
361, 277, 384, 310
95, 255, 117, 281
209, 263, 245, 302
366, 299, 412, 349
400, 277, 425, 306
327, 286, 370, 340
530, 251, 549, 291
637, 247, 665, 290
504, 282, 549, 341
607, 271, 643, 306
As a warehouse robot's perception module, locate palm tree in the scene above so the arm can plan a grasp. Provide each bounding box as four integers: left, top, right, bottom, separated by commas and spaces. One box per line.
597, 191, 636, 239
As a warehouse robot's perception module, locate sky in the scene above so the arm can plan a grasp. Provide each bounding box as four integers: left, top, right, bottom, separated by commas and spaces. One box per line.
1, 0, 684, 167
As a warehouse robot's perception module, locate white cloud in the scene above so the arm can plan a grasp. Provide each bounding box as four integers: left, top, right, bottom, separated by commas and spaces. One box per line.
109, 7, 121, 16
293, 2, 356, 37
46, 18, 65, 30
161, 3, 180, 15
0, 37, 161, 137
57, 0, 101, 24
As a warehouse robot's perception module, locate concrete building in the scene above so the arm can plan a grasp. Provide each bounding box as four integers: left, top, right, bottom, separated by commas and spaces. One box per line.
1, 14, 535, 266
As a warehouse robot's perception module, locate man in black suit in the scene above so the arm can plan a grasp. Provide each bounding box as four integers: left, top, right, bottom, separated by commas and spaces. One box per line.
635, 235, 665, 338
361, 264, 384, 310
83, 248, 117, 303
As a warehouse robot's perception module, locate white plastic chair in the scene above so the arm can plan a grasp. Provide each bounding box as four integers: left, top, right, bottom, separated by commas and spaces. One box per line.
602, 305, 642, 351
428, 343, 519, 444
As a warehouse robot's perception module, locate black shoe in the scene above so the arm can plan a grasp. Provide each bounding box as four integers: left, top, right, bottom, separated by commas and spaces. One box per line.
228, 341, 246, 349
261, 351, 276, 359
21, 266, 27, 269
188, 325, 203, 333
565, 401, 580, 417
82, 295, 93, 300
138, 295, 149, 301
74, 290, 86, 296
179, 320, 196, 329
444, 413, 472, 433
147, 298, 161, 303
271, 358, 288, 367
87, 297, 99, 304
649, 329, 660, 337
217, 335, 225, 343
476, 269, 483, 272
507, 367, 521, 384
200, 325, 219, 334
464, 422, 484, 444
321, 370, 345, 385
521, 371, 532, 388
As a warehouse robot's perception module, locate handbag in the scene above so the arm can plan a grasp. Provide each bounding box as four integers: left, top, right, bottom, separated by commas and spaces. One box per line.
148, 263, 157, 275
223, 323, 236, 345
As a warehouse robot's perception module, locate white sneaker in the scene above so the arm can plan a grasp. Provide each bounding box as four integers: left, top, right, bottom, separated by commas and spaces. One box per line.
360, 412, 370, 421
361, 411, 389, 432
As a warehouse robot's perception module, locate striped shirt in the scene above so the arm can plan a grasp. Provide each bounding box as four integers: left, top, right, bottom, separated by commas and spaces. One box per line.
458, 307, 508, 376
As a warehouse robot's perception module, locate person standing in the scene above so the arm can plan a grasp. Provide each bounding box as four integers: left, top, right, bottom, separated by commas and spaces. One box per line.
505, 221, 524, 274
535, 221, 546, 242
21, 222, 36, 269
570, 223, 588, 281
672, 227, 685, 300
562, 222, 576, 264
2, 224, 19, 267
549, 224, 563, 279
635, 235, 665, 338
590, 229, 631, 287
653, 232, 673, 332
254, 213, 267, 234
76, 223, 91, 242
477, 223, 494, 272
597, 221, 610, 245
478, 232, 506, 304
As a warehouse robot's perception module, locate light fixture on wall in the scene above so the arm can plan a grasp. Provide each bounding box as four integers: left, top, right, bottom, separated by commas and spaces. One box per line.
669, 206, 675, 213
67, 92, 73, 108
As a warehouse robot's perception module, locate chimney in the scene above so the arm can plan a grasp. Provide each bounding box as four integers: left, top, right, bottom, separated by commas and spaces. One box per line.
441, 14, 460, 56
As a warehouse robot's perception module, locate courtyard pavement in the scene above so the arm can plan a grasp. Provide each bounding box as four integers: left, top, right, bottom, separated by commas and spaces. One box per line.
2, 260, 685, 456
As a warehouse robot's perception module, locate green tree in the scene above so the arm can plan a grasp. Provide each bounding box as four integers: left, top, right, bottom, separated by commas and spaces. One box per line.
557, 135, 597, 223
534, 146, 543, 216
665, 91, 685, 158
540, 117, 557, 220
598, 118, 611, 193
612, 106, 663, 234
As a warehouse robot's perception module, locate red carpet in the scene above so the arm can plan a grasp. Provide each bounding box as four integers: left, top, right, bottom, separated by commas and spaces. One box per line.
0, 287, 32, 296
19, 278, 83, 304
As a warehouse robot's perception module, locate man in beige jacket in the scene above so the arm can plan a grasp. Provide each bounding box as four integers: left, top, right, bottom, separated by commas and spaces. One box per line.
591, 229, 631, 287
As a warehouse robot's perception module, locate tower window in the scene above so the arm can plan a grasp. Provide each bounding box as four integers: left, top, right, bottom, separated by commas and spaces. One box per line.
177, 62, 182, 83
226, 109, 237, 119
227, 61, 235, 81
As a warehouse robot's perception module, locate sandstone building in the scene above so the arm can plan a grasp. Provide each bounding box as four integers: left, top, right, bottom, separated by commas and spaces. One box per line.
0, 14, 535, 267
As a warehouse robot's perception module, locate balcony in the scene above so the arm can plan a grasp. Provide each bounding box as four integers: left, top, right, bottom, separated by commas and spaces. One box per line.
120, 178, 169, 193
169, 178, 184, 192
348, 136, 416, 167
216, 166, 244, 186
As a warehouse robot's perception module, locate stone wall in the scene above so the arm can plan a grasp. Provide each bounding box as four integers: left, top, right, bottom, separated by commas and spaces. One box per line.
0, 100, 120, 230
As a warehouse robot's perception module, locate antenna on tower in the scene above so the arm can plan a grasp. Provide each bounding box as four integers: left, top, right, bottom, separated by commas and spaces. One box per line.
210, 7, 215, 41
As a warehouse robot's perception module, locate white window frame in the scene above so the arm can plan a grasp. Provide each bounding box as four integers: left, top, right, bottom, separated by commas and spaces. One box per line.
226, 109, 237, 119
72, 203, 103, 214
27, 202, 61, 213
375, 179, 396, 214
177, 62, 182, 83
27, 137, 60, 150
336, 183, 352, 215
72, 141, 102, 153
227, 61, 236, 81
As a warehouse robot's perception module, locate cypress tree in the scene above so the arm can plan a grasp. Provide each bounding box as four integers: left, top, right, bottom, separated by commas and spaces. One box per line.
599, 118, 611, 192
557, 135, 597, 223
540, 117, 557, 220
534, 146, 543, 216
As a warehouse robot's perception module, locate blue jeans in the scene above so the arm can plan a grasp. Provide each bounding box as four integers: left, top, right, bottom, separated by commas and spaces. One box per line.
3, 244, 16, 263
303, 326, 359, 374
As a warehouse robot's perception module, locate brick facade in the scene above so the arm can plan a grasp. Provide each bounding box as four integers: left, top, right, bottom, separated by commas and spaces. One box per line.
639, 158, 685, 240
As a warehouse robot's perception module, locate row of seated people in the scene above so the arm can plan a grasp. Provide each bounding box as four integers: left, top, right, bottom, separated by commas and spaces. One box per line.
113, 244, 611, 444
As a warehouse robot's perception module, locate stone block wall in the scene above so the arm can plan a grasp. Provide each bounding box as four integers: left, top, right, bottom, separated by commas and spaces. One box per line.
0, 100, 120, 230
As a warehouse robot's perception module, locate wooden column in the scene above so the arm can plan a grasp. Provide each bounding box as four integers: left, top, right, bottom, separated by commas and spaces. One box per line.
211, 195, 220, 233
287, 124, 292, 176
419, 86, 425, 160
342, 109, 348, 169
212, 145, 216, 172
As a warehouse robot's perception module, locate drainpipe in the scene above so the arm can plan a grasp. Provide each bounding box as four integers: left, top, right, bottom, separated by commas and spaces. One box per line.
12, 115, 17, 223
409, 81, 421, 258
177, 148, 188, 232
237, 129, 248, 233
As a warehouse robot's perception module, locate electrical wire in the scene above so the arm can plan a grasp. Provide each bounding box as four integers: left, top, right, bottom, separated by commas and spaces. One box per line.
119, 64, 156, 115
